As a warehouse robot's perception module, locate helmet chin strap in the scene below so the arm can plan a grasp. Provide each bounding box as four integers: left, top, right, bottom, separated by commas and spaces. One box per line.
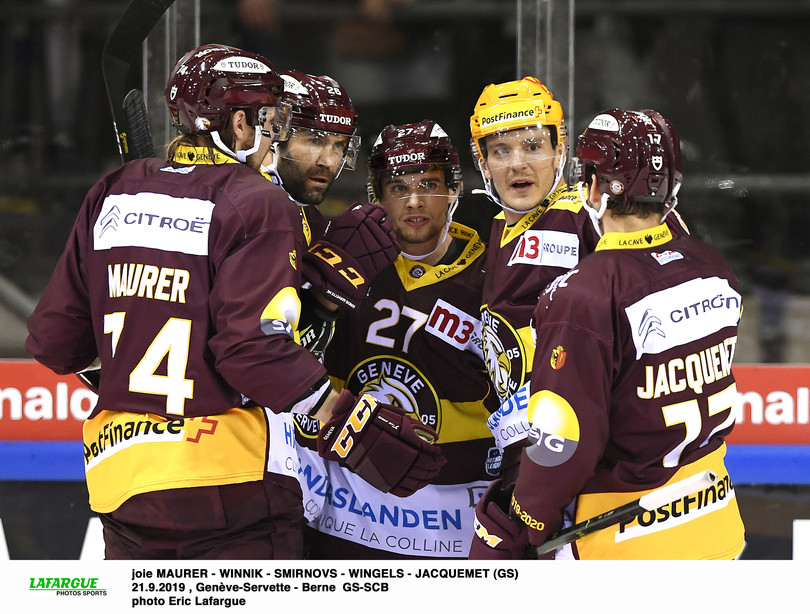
660, 182, 682, 223
473, 151, 567, 216
583, 192, 611, 238
595, 192, 610, 219
400, 216, 453, 262
260, 143, 284, 188
261, 144, 280, 175
400, 196, 458, 262
211, 126, 263, 163
393, 186, 460, 262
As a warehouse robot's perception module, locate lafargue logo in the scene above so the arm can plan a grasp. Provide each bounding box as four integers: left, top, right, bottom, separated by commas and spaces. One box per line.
29, 576, 106, 596
320, 113, 352, 126
346, 356, 440, 431
389, 152, 426, 165
481, 307, 525, 403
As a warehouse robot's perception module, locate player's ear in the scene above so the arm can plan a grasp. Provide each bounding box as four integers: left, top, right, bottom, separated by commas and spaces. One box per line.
230, 109, 249, 144
587, 173, 602, 208
480, 158, 492, 181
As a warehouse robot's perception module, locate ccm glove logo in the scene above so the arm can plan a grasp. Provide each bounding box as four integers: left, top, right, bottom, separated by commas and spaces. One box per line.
309, 243, 365, 289
330, 393, 377, 458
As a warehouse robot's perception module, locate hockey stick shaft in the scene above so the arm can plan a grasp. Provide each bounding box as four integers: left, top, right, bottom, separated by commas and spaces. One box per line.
535, 470, 718, 555
102, 0, 176, 161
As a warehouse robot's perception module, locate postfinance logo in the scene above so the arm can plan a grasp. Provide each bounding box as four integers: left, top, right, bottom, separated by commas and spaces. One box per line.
525, 390, 579, 466
29, 576, 107, 596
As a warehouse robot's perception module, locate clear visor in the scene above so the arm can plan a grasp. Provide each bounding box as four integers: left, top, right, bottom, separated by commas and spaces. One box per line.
379, 170, 454, 202
279, 126, 361, 171
482, 126, 559, 170
257, 102, 292, 142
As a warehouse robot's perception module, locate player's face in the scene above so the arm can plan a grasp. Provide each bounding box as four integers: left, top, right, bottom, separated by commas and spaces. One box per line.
233, 109, 277, 171
276, 128, 351, 205
482, 125, 562, 219
378, 168, 454, 256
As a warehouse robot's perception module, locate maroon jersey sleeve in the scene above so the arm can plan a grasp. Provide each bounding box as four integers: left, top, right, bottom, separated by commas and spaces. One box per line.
27, 158, 327, 419
25, 180, 102, 374
510, 268, 615, 540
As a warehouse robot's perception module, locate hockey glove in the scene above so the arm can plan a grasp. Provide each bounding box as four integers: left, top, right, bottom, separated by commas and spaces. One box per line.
317, 390, 446, 497
76, 358, 102, 393
297, 289, 338, 359
468, 479, 529, 560
303, 202, 399, 309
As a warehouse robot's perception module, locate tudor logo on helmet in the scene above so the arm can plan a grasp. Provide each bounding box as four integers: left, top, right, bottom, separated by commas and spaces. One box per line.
281, 70, 357, 136
367, 119, 462, 204
165, 44, 285, 137
319, 113, 353, 126
213, 57, 273, 73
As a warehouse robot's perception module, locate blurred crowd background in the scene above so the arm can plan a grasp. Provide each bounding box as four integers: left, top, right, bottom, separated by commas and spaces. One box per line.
2, 0, 809, 364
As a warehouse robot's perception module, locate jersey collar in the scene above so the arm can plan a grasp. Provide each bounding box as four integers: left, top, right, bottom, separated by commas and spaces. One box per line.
499, 183, 569, 246
170, 145, 240, 165
394, 222, 485, 290
595, 222, 673, 251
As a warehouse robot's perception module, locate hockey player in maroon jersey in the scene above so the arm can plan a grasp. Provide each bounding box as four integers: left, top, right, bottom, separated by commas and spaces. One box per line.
469, 77, 599, 482
470, 108, 745, 559
25, 44, 443, 559
260, 69, 369, 355
296, 120, 500, 559
470, 77, 689, 484
262, 70, 361, 210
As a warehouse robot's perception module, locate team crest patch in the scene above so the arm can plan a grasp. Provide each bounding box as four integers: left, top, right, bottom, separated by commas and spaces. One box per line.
550, 345, 567, 370
485, 447, 502, 476
346, 356, 440, 432
409, 265, 426, 278
481, 307, 525, 403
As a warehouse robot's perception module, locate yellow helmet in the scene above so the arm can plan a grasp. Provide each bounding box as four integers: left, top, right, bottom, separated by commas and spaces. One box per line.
469, 76, 565, 164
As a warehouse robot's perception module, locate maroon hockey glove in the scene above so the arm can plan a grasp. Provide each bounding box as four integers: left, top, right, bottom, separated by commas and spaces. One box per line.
468, 479, 529, 560
303, 202, 399, 309
317, 390, 446, 497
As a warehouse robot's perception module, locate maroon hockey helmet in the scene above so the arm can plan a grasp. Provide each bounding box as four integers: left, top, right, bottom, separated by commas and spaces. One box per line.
574, 108, 682, 209
280, 70, 357, 136
367, 119, 463, 203
279, 70, 360, 169
165, 44, 286, 136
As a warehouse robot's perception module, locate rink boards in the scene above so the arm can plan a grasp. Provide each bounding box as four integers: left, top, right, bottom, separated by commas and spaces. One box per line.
1, 360, 809, 483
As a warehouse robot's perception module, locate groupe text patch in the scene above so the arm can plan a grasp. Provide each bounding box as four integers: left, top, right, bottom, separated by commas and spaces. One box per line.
29, 576, 107, 596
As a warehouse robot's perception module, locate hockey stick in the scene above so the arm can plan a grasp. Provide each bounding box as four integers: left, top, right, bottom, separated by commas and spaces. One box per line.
535, 470, 718, 556
102, 0, 176, 161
